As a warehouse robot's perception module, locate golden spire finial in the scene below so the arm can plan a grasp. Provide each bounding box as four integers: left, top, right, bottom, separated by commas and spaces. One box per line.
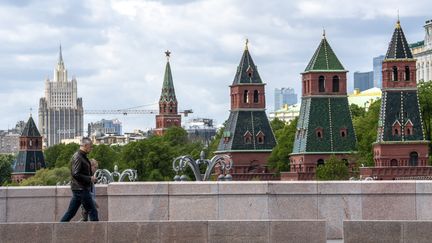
396, 9, 401, 28
245, 38, 249, 50
165, 50, 171, 61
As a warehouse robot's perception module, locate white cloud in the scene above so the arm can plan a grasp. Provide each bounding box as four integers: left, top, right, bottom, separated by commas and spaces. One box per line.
0, 0, 431, 132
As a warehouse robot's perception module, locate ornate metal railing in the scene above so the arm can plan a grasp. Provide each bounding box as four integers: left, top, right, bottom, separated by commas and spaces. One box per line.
172, 151, 233, 181
94, 165, 138, 184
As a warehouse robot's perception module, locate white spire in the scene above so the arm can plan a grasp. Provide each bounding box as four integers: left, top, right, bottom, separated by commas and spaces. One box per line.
54, 44, 67, 82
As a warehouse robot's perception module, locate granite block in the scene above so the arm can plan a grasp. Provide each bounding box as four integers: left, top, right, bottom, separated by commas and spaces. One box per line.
268, 181, 317, 194
402, 221, 432, 243
7, 186, 56, 197
362, 194, 416, 220
107, 182, 168, 196
160, 221, 207, 243
270, 220, 326, 243
54, 222, 106, 243
268, 195, 318, 219
344, 220, 403, 243
108, 195, 168, 221
7, 197, 56, 222
169, 195, 218, 220
219, 195, 268, 220
361, 181, 416, 194
317, 181, 361, 194
169, 181, 218, 195
318, 195, 362, 239
208, 220, 269, 243
107, 221, 160, 243
218, 181, 268, 194
0, 222, 53, 243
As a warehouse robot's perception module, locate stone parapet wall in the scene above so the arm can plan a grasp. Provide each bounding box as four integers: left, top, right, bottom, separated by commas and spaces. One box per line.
344, 220, 432, 243
1, 181, 432, 239
0, 220, 326, 243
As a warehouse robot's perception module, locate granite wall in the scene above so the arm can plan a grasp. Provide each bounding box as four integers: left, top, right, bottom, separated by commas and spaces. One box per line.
1, 181, 431, 240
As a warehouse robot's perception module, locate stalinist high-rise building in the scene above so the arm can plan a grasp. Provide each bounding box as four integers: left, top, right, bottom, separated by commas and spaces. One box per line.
38, 46, 84, 147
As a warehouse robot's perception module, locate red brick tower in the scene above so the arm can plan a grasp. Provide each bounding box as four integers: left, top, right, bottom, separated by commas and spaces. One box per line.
361, 19, 431, 180
215, 40, 277, 180
155, 50, 181, 136
11, 115, 46, 183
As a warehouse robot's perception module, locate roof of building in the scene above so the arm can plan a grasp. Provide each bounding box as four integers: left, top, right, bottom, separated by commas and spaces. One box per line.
409, 40, 425, 49
159, 51, 177, 103
385, 20, 413, 59
292, 97, 357, 154
377, 90, 426, 142
216, 110, 276, 151
232, 41, 263, 85
304, 34, 345, 72
21, 116, 41, 137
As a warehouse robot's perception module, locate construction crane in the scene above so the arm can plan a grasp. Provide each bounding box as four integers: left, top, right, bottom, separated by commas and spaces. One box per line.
84, 109, 193, 117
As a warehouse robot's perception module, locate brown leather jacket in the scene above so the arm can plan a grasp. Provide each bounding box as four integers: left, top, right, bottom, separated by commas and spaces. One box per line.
70, 150, 92, 191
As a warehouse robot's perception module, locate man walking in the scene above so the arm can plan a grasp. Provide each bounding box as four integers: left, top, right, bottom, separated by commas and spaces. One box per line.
60, 137, 99, 222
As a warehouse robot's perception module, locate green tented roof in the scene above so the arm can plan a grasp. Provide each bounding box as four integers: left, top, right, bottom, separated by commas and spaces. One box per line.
304, 37, 345, 72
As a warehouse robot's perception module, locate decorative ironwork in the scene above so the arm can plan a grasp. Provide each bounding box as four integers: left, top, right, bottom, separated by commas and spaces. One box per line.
173, 151, 233, 181
94, 164, 138, 184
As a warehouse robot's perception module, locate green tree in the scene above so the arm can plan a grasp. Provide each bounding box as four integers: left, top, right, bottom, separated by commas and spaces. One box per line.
267, 117, 298, 173
0, 154, 14, 185
270, 118, 286, 133
89, 144, 119, 171
316, 155, 349, 180
418, 80, 432, 146
44, 143, 79, 168
162, 127, 188, 146
352, 99, 381, 166
19, 167, 70, 186
349, 103, 366, 119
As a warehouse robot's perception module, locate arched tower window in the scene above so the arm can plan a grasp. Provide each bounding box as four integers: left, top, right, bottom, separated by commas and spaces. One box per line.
409, 152, 418, 166
405, 66, 410, 81
317, 159, 325, 167
390, 159, 398, 166
319, 76, 325, 92
392, 66, 398, 81
332, 76, 339, 92
253, 90, 259, 103
243, 90, 249, 103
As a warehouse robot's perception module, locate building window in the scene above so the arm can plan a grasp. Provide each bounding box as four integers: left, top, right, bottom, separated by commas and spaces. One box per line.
392, 66, 398, 81
317, 159, 325, 167
243, 90, 249, 103
253, 90, 259, 103
340, 128, 347, 138
394, 128, 399, 135
409, 152, 418, 166
319, 76, 325, 92
332, 76, 339, 92
316, 127, 323, 139
390, 159, 398, 166
256, 131, 265, 144
405, 66, 410, 81
244, 131, 252, 144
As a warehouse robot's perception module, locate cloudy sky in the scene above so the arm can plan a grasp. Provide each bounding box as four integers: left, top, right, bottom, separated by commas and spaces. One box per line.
0, 0, 431, 132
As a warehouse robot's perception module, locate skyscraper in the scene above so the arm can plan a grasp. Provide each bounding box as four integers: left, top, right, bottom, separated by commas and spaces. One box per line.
274, 88, 298, 111
373, 55, 385, 88
38, 46, 84, 147
353, 71, 373, 91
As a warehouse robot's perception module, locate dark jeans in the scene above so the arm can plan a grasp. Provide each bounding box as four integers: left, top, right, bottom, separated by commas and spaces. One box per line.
60, 189, 99, 222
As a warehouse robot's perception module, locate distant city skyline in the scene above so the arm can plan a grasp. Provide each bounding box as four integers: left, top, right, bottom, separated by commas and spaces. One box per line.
0, 0, 431, 132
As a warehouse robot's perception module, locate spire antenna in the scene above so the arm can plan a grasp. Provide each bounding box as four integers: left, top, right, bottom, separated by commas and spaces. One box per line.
322, 27, 326, 38
59, 43, 63, 63
396, 9, 401, 28
29, 108, 32, 117
245, 38, 249, 50
165, 50, 171, 61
